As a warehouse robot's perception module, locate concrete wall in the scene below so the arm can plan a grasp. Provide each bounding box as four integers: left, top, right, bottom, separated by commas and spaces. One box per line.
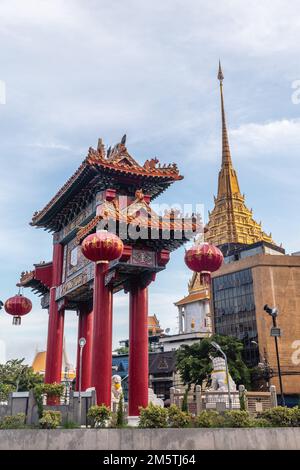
0, 390, 96, 426
0, 428, 300, 450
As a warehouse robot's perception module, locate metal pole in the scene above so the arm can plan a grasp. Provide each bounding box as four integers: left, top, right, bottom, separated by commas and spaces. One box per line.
272, 315, 285, 406
223, 353, 232, 410
78, 344, 83, 425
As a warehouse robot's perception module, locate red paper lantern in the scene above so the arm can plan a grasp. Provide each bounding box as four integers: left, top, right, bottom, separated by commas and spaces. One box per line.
81, 230, 124, 263
184, 242, 223, 280
4, 294, 32, 325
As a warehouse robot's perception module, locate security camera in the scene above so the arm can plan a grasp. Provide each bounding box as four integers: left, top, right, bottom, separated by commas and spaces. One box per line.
264, 304, 278, 317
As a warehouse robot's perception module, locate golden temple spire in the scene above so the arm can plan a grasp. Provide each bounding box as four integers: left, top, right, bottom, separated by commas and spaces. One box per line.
204, 62, 276, 248
216, 62, 241, 199
218, 61, 232, 169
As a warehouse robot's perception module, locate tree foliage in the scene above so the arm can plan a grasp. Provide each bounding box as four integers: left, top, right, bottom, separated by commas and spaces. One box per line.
176, 334, 251, 389
0, 358, 43, 395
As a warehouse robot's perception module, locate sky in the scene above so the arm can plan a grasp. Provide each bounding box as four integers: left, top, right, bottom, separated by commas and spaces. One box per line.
0, 0, 300, 366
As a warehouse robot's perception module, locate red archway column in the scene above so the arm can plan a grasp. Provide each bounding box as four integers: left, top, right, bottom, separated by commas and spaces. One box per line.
45, 242, 64, 391
128, 284, 149, 417
91, 262, 113, 406
76, 305, 93, 391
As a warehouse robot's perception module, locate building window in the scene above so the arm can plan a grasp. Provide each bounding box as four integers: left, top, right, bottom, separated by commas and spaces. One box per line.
212, 268, 259, 367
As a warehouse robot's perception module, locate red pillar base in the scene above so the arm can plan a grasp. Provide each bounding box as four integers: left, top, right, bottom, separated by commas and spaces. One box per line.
45, 287, 65, 386
76, 304, 93, 391
128, 284, 149, 417
91, 262, 113, 407
44, 242, 64, 405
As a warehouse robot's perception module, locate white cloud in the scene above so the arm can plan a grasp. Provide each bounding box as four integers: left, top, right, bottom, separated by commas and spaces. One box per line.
231, 119, 300, 157
28, 142, 71, 151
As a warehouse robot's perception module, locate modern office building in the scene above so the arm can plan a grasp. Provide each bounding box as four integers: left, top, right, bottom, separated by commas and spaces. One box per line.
211, 250, 300, 400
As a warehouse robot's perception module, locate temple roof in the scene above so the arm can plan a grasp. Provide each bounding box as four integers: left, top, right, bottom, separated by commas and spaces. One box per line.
18, 261, 53, 295
175, 270, 210, 306
31, 347, 75, 379
148, 314, 163, 335
174, 290, 209, 306
76, 189, 201, 251
31, 136, 183, 232
205, 63, 276, 248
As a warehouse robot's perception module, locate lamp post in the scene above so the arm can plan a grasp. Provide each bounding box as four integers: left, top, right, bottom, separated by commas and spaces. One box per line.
78, 337, 86, 424
263, 305, 285, 406
211, 341, 232, 410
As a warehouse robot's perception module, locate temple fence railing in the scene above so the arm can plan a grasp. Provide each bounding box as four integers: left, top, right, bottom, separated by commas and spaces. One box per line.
170, 384, 278, 415
0, 384, 278, 426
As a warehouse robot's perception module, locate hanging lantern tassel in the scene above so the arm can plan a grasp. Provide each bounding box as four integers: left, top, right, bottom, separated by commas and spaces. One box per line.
13, 316, 22, 326
200, 271, 211, 285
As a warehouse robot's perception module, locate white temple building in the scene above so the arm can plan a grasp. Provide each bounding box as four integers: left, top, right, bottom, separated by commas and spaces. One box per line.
158, 273, 212, 352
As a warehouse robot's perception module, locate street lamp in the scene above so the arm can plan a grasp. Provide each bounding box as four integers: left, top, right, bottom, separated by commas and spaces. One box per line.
78, 337, 86, 424
211, 341, 232, 410
264, 304, 285, 406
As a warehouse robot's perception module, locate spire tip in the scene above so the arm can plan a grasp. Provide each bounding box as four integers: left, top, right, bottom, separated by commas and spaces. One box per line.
218, 60, 224, 82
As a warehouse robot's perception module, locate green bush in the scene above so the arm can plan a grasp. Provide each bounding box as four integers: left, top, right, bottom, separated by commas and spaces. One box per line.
138, 403, 168, 428
223, 410, 252, 428
167, 405, 191, 428
290, 407, 300, 426
34, 382, 65, 418
0, 413, 26, 429
39, 410, 61, 429
87, 404, 112, 428
181, 389, 189, 412
116, 394, 125, 427
62, 420, 78, 429
249, 418, 271, 428
239, 393, 247, 411
194, 410, 224, 428
0, 383, 14, 402
260, 407, 293, 427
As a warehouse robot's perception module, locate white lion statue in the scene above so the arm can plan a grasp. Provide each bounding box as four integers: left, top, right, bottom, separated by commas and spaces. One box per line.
148, 388, 164, 407
111, 374, 123, 405
208, 356, 237, 392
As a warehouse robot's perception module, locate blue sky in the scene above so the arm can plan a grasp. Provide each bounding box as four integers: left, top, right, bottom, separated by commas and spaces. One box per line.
0, 0, 300, 366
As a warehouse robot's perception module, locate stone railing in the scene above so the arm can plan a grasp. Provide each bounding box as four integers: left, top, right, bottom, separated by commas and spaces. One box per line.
170, 384, 277, 415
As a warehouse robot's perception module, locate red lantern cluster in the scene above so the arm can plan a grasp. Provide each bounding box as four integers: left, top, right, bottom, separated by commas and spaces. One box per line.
184, 242, 223, 284
81, 230, 124, 263
4, 294, 32, 325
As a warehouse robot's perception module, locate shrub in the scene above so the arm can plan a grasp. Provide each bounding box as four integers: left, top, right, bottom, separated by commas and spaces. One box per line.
194, 410, 224, 428
290, 407, 300, 426
62, 421, 78, 429
0, 383, 14, 402
39, 410, 61, 429
223, 410, 252, 428
138, 403, 168, 428
181, 389, 188, 412
116, 394, 125, 427
250, 418, 271, 428
87, 404, 112, 428
239, 393, 247, 411
167, 405, 191, 428
34, 383, 65, 418
260, 407, 293, 427
0, 413, 26, 429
